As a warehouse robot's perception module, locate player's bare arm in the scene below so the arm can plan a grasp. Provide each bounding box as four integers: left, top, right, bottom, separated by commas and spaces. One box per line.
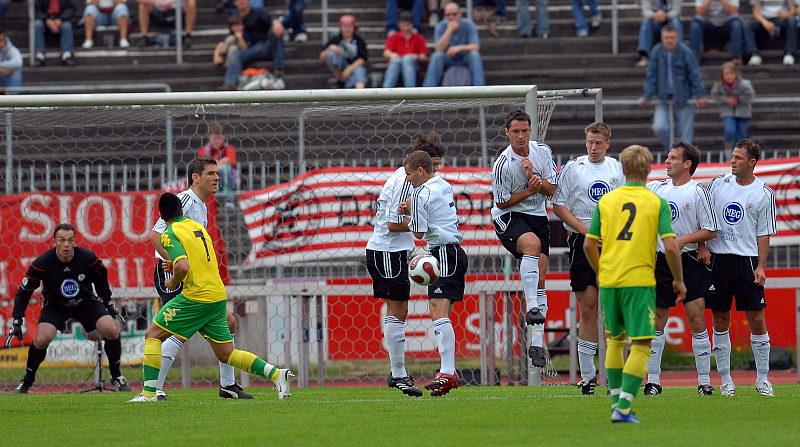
582, 236, 600, 273
675, 228, 717, 251
165, 259, 189, 291
662, 236, 687, 303
754, 235, 769, 285
552, 204, 588, 235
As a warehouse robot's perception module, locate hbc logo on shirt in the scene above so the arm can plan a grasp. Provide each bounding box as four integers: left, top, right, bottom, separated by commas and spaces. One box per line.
669, 201, 679, 221
588, 181, 611, 203
723, 202, 744, 225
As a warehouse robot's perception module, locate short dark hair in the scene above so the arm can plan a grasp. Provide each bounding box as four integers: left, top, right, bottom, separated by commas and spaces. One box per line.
735, 139, 760, 162
159, 193, 184, 223
661, 24, 678, 35
412, 132, 446, 158
671, 141, 700, 175
404, 150, 433, 174
504, 110, 531, 129
186, 157, 217, 186
53, 223, 75, 239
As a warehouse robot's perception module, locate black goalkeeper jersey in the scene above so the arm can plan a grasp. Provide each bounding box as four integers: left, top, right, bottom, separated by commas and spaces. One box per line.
12, 247, 112, 319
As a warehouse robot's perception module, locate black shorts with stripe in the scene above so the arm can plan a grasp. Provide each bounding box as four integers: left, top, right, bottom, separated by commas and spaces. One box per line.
567, 232, 597, 292
366, 249, 411, 301
429, 244, 469, 301
655, 251, 714, 308
707, 253, 766, 311
154, 259, 183, 304
39, 298, 109, 333
492, 211, 550, 258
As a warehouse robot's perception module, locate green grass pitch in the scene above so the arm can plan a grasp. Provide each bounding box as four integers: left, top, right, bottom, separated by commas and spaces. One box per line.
3, 385, 799, 446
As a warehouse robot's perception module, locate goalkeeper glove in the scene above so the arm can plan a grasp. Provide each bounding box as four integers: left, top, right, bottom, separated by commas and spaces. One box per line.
5, 318, 23, 347
104, 302, 126, 325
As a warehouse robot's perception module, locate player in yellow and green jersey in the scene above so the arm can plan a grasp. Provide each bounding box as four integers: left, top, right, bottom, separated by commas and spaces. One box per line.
129, 192, 294, 402
583, 145, 686, 424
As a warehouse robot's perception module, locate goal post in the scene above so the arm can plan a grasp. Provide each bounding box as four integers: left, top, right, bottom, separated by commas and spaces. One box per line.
0, 86, 604, 391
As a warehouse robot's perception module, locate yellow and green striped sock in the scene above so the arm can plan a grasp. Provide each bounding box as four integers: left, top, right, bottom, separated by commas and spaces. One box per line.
618, 343, 650, 412
227, 349, 279, 381
142, 338, 162, 398
605, 337, 626, 407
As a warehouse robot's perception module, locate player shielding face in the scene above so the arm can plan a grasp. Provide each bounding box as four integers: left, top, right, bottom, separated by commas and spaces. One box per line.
365, 132, 445, 398
405, 151, 468, 397
148, 157, 251, 400
552, 122, 622, 394
129, 193, 294, 402
9, 224, 130, 393
583, 145, 686, 424
644, 142, 718, 396
490, 110, 557, 369
705, 139, 777, 397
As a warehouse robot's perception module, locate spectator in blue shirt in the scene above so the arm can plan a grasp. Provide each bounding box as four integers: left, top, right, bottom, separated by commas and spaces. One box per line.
0, 31, 22, 94
423, 1, 485, 86
639, 25, 708, 150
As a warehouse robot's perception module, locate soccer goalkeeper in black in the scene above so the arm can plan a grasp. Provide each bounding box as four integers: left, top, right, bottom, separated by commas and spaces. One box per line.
8, 223, 130, 393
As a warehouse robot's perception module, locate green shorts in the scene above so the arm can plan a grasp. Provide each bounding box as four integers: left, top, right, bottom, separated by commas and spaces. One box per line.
153, 294, 232, 343
600, 287, 656, 340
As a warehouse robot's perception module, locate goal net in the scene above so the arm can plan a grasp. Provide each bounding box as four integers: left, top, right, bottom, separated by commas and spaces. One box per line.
0, 87, 600, 391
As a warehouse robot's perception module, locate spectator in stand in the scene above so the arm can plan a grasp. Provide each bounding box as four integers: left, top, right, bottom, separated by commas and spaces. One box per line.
636, 0, 683, 67
320, 14, 368, 89
516, 0, 549, 38
689, 0, 744, 63
282, 0, 309, 43
383, 11, 427, 87
33, 0, 76, 66
639, 25, 708, 151
745, 0, 797, 66
197, 122, 239, 201
218, 0, 285, 91
710, 61, 755, 149
428, 0, 448, 26
82, 0, 131, 49
0, 0, 10, 24
423, 2, 485, 87
571, 0, 602, 37
0, 30, 22, 94
386, 0, 424, 35
137, 0, 197, 47
213, 14, 245, 66
473, 0, 504, 38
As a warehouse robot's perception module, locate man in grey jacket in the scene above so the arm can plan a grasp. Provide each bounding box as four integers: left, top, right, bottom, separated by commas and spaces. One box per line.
0, 30, 22, 94
639, 25, 708, 151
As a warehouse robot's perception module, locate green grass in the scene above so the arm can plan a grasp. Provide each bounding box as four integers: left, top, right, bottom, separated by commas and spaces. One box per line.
2, 385, 799, 446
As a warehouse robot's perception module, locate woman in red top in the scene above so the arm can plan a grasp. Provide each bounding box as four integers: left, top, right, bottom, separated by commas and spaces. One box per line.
197, 122, 238, 200
382, 11, 428, 88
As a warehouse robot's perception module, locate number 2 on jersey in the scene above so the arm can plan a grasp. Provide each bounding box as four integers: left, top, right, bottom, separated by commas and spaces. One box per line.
193, 230, 211, 261
617, 202, 636, 240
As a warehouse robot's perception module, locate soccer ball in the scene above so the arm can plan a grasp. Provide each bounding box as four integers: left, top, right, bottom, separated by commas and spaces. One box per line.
408, 254, 440, 286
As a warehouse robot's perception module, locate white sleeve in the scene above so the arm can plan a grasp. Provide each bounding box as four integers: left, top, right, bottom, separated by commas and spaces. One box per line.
409, 187, 430, 233
695, 184, 718, 231
492, 157, 513, 204
387, 177, 413, 224
152, 218, 167, 233
756, 186, 777, 237
538, 144, 557, 184
552, 161, 573, 206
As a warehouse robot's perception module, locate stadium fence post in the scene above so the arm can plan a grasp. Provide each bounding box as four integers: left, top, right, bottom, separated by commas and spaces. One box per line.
4, 112, 11, 194
316, 295, 325, 387
181, 346, 191, 389
796, 288, 799, 384
568, 292, 577, 385
597, 297, 606, 385
480, 292, 488, 385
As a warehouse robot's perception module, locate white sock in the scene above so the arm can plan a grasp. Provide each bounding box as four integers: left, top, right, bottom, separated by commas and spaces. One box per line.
646, 330, 666, 384
157, 335, 183, 390
751, 332, 770, 383
433, 318, 456, 375
530, 289, 548, 348
383, 315, 407, 378
520, 255, 539, 312
219, 334, 236, 387
692, 330, 712, 386
713, 330, 733, 385
577, 338, 598, 381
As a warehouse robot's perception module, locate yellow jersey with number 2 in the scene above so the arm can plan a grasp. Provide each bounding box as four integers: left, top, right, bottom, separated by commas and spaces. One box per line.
585, 183, 675, 288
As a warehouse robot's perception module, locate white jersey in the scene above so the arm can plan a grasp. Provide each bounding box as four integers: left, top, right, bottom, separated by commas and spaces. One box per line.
552, 155, 624, 233
366, 167, 415, 252
647, 179, 717, 253
151, 188, 208, 259
409, 176, 463, 248
490, 141, 557, 219
706, 174, 776, 256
